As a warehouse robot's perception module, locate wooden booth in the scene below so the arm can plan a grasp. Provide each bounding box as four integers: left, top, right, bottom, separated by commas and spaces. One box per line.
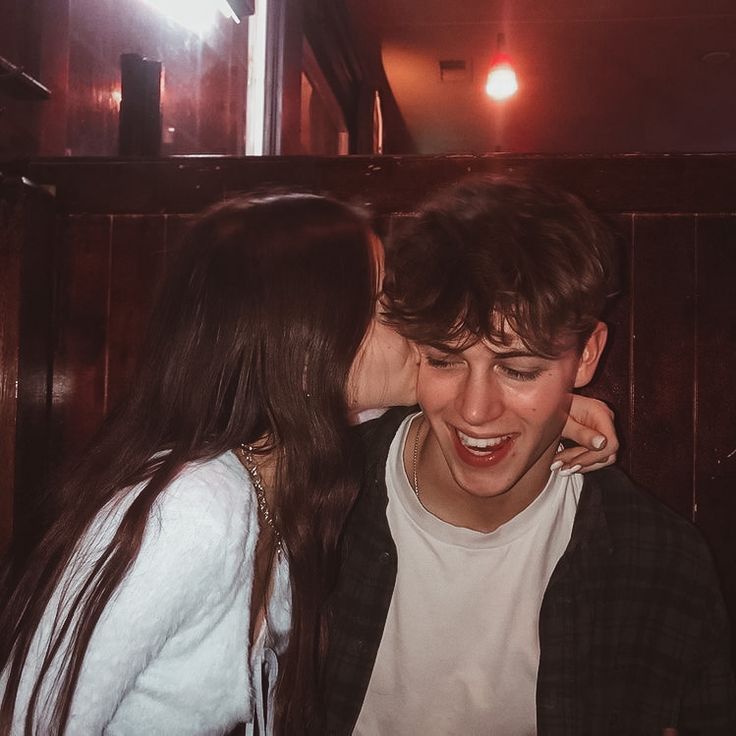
2, 153, 736, 665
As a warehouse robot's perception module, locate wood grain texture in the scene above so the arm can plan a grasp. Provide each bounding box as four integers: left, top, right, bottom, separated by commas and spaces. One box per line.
13, 183, 56, 550
163, 214, 194, 266
0, 182, 23, 549
628, 215, 697, 518
107, 216, 166, 408
16, 154, 736, 215
50, 215, 111, 465
694, 215, 736, 662
0, 178, 55, 551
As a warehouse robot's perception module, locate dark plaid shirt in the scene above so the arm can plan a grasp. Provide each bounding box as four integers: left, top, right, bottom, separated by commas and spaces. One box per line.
320, 407, 736, 735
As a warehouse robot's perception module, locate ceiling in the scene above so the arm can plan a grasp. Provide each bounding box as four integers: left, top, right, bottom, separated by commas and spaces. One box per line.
344, 0, 736, 154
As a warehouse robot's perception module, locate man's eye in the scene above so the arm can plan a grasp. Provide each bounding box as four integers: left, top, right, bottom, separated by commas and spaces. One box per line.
425, 355, 457, 369
499, 365, 543, 381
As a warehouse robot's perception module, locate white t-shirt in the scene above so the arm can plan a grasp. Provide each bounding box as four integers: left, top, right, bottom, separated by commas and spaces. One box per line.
3, 451, 291, 736
354, 413, 581, 736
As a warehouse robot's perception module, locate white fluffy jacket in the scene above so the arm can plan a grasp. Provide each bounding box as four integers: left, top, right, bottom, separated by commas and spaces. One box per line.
3, 451, 291, 735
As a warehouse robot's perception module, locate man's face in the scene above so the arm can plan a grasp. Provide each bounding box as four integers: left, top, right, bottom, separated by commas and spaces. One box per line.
416, 323, 606, 513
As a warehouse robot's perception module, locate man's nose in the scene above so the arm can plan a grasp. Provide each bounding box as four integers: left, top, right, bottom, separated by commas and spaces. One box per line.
458, 371, 504, 426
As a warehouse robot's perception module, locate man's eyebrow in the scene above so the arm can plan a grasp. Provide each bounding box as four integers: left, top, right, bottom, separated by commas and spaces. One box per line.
422, 341, 465, 354
421, 340, 549, 359
490, 348, 545, 359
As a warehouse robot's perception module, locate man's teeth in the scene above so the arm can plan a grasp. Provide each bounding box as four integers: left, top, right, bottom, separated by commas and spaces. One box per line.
457, 430, 512, 450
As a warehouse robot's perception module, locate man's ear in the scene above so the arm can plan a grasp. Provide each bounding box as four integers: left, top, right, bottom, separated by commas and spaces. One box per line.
574, 321, 608, 389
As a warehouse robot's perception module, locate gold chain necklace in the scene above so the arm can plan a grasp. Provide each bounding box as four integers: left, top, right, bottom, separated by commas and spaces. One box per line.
412, 416, 425, 497
237, 444, 285, 560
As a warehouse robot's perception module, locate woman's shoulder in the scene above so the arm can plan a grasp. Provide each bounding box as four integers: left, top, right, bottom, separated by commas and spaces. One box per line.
104, 451, 258, 615
145, 451, 258, 558
159, 450, 254, 519
68, 451, 258, 608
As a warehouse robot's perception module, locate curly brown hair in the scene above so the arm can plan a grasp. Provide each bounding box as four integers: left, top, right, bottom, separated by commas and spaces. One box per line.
383, 175, 619, 357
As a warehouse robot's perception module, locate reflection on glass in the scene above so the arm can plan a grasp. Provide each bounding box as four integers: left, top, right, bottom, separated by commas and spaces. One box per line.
64, 0, 249, 155
246, 0, 268, 155
141, 0, 241, 35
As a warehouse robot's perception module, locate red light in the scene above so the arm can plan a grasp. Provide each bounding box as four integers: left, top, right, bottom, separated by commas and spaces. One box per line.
485, 33, 518, 101
486, 52, 518, 101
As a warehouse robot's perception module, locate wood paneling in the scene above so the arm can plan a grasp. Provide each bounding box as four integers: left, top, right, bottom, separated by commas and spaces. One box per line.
163, 214, 193, 255
0, 178, 55, 551
628, 215, 697, 518
13, 183, 56, 550
51, 216, 111, 465
0, 184, 23, 549
107, 216, 166, 407
694, 215, 736, 662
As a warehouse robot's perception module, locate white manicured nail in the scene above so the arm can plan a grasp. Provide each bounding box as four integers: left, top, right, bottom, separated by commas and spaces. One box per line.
592, 435, 607, 450
550, 460, 564, 471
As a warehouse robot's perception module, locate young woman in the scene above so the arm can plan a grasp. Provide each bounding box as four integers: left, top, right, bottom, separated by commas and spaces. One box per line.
0, 192, 616, 736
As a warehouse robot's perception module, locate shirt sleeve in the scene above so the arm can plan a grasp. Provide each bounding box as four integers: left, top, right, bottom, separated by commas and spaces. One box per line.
14, 460, 256, 735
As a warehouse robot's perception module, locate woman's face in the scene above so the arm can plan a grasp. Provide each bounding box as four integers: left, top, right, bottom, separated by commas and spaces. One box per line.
346, 235, 419, 415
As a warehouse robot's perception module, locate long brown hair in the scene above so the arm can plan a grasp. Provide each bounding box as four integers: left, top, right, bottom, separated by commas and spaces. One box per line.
0, 192, 377, 734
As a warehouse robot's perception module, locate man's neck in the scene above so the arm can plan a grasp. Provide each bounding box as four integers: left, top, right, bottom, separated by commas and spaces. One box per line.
403, 416, 557, 533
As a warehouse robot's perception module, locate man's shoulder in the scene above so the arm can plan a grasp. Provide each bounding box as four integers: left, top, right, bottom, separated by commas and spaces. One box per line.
586, 465, 695, 530
582, 466, 714, 572
355, 406, 416, 463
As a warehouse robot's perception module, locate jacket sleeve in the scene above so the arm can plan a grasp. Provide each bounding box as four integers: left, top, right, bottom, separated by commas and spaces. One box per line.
11, 464, 255, 734
677, 542, 736, 734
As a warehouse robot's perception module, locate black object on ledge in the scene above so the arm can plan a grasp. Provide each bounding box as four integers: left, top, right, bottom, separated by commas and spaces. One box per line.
119, 53, 162, 157
0, 55, 51, 100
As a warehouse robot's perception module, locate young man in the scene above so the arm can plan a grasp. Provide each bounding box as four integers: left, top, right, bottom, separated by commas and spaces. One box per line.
321, 177, 736, 735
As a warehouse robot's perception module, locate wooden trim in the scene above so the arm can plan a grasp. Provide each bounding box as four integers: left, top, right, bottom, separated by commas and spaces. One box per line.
12, 153, 736, 215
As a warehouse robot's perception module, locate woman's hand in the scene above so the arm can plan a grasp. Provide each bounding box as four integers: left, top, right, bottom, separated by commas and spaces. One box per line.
554, 395, 619, 474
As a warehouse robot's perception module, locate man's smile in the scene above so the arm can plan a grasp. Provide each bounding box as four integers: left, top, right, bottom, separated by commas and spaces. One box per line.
451, 426, 517, 467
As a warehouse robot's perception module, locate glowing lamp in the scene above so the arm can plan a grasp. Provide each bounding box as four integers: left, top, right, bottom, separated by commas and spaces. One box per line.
485, 34, 518, 101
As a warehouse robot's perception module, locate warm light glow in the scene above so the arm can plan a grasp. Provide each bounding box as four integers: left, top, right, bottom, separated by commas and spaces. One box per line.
246, 0, 268, 154
485, 61, 518, 101
142, 0, 239, 33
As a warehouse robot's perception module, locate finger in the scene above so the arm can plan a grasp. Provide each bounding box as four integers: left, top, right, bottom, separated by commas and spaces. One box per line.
562, 415, 619, 455
553, 445, 616, 472
576, 454, 617, 474
564, 397, 619, 454
553, 445, 591, 467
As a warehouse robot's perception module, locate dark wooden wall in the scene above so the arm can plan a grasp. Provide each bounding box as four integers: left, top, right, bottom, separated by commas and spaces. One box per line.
0, 178, 55, 551
1, 154, 735, 663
